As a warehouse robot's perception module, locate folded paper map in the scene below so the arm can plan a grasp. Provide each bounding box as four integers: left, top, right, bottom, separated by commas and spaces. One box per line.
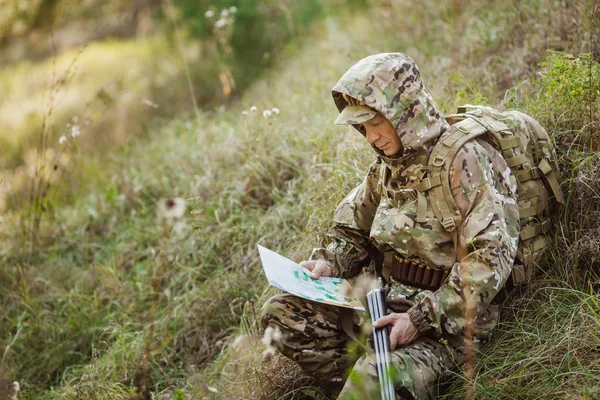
258, 245, 365, 311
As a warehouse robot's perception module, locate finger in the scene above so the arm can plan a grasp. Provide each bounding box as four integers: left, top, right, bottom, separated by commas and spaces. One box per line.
389, 330, 398, 351
309, 265, 323, 279
314, 262, 331, 277
373, 314, 396, 328
299, 261, 316, 271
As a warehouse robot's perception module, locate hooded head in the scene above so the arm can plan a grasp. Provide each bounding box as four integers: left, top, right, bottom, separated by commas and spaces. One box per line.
332, 53, 448, 171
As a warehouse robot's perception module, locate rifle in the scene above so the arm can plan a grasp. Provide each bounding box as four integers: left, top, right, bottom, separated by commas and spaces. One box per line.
367, 280, 395, 400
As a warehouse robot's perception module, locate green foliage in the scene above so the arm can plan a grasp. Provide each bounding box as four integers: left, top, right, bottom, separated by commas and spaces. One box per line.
506, 51, 600, 279
1, 1, 600, 399
164, 0, 326, 91
507, 51, 600, 152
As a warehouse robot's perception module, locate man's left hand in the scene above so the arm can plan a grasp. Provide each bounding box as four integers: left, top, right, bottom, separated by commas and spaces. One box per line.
372, 313, 420, 351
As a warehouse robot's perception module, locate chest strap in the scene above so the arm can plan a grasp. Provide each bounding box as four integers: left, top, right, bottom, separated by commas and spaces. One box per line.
388, 254, 449, 291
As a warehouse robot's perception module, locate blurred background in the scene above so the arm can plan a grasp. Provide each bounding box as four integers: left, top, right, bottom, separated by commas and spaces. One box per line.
0, 0, 366, 210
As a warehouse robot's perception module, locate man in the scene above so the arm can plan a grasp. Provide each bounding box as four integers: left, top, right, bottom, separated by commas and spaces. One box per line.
261, 53, 520, 399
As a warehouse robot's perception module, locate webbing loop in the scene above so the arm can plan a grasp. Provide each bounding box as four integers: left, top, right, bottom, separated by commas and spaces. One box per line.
520, 219, 551, 241
507, 153, 528, 168
500, 136, 521, 150
517, 167, 540, 183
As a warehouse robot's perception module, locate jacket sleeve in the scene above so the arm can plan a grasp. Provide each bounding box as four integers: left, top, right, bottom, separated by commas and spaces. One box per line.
310, 159, 383, 279
407, 140, 520, 338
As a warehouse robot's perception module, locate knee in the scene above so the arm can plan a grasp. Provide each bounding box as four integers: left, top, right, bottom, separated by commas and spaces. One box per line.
260, 293, 300, 330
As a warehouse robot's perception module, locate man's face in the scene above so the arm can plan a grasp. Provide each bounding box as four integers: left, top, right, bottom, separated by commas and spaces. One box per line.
362, 113, 403, 156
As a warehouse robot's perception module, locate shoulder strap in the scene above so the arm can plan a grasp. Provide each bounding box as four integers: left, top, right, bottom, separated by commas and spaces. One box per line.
418, 117, 488, 232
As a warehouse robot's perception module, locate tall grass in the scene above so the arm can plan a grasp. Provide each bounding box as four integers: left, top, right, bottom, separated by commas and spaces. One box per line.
1, 0, 598, 399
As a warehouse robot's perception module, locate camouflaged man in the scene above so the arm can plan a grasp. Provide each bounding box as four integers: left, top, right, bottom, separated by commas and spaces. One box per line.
262, 53, 520, 399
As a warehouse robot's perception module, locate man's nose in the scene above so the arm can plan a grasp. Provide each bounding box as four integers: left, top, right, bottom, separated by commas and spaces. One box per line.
366, 130, 380, 144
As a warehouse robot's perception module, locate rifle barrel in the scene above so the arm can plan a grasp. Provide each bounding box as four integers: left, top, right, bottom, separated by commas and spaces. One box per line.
367, 288, 395, 400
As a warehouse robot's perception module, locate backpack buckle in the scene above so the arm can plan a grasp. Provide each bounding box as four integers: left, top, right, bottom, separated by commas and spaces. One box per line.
441, 217, 456, 232
398, 188, 418, 200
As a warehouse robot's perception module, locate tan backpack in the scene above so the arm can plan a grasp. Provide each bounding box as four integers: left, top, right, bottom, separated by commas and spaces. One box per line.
381, 105, 565, 284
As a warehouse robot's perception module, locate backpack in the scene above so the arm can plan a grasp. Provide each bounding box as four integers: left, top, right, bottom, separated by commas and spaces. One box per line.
382, 105, 565, 285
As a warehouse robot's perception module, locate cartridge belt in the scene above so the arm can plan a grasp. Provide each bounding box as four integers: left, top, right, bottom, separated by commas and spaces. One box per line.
389, 253, 449, 291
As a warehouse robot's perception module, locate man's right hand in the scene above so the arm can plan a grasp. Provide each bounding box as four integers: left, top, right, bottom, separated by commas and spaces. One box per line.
299, 260, 332, 280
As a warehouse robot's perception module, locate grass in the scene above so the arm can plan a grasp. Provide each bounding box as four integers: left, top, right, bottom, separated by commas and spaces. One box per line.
1, 0, 599, 399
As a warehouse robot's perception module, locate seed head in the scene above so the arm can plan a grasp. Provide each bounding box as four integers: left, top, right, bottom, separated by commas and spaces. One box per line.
204, 10, 214, 18
231, 334, 249, 351
250, 105, 258, 112
261, 326, 282, 347
156, 197, 186, 222
271, 107, 280, 115
215, 18, 227, 28
59, 135, 67, 144
263, 110, 272, 118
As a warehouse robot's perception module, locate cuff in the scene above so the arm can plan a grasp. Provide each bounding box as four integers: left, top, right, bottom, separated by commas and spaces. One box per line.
309, 247, 340, 277
407, 305, 432, 335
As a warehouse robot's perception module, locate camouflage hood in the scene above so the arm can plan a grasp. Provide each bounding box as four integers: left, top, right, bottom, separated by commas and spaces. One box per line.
332, 53, 448, 173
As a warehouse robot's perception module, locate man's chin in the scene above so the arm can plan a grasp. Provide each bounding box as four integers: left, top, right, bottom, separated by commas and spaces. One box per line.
383, 148, 403, 157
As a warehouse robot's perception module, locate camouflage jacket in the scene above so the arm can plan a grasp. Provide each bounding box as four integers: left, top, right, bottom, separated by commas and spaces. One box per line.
311, 53, 520, 341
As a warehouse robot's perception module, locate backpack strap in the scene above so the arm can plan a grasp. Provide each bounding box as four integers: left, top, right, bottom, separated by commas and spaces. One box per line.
418, 117, 489, 233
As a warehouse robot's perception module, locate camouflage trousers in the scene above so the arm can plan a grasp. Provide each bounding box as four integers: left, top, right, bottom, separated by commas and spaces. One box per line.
261, 293, 465, 400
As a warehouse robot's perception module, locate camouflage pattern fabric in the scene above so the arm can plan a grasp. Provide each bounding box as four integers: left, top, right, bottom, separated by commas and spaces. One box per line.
261, 293, 361, 385
262, 53, 520, 399
261, 293, 465, 399
313, 52, 519, 341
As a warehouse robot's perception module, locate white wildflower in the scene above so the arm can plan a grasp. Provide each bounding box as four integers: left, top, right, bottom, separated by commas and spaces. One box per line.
241, 110, 248, 116
204, 10, 214, 18
262, 109, 272, 118
142, 98, 159, 108
71, 125, 80, 138
262, 346, 276, 359
172, 220, 188, 237
250, 105, 258, 112
207, 386, 218, 393
59, 135, 67, 144
11, 382, 20, 400
261, 326, 282, 347
229, 6, 237, 13
156, 198, 186, 222
271, 107, 280, 115
231, 335, 248, 351
261, 326, 281, 359
221, 9, 229, 17
214, 18, 227, 28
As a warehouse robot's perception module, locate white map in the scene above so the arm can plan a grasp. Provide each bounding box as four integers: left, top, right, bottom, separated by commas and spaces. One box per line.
258, 245, 365, 311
